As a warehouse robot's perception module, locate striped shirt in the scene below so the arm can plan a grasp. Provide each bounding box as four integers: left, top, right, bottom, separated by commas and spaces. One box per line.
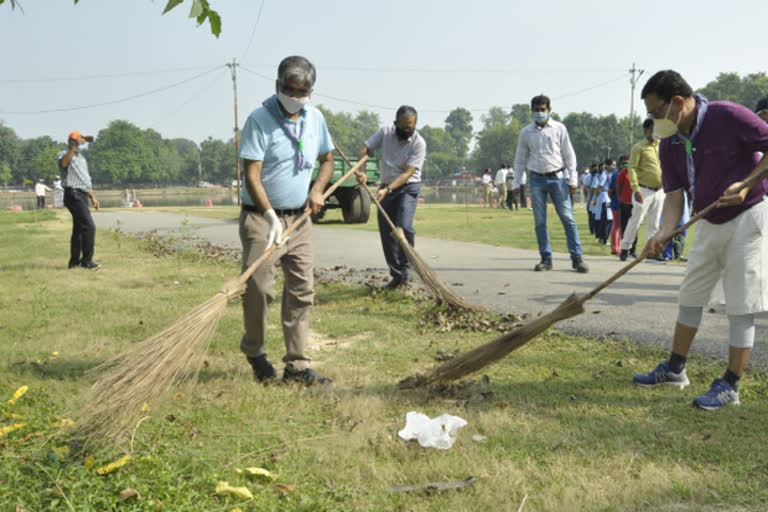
56, 150, 92, 191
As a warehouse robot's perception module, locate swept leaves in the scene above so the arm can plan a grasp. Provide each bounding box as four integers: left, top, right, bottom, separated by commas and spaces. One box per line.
94, 455, 132, 475
215, 481, 253, 500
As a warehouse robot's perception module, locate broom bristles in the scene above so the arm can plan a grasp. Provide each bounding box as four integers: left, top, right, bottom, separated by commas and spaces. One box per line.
422, 293, 585, 384
72, 278, 245, 445
391, 227, 482, 311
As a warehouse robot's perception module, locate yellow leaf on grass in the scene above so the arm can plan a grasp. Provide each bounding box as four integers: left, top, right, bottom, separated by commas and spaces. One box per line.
84, 456, 96, 471
118, 488, 141, 501
140, 402, 151, 413
0, 423, 27, 437
51, 445, 70, 459
215, 481, 254, 500
274, 483, 294, 494
7, 385, 28, 405
50, 352, 59, 358
48, 418, 75, 428
236, 467, 277, 481
230, 509, 244, 512
94, 455, 131, 475
2, 411, 23, 419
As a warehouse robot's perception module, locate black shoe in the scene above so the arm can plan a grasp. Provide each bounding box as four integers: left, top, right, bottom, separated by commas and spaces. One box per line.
534, 259, 552, 271
68, 260, 81, 269
80, 261, 101, 270
619, 250, 629, 262
246, 354, 277, 382
283, 367, 332, 386
630, 251, 637, 259
653, 254, 668, 262
572, 258, 589, 273
383, 277, 402, 290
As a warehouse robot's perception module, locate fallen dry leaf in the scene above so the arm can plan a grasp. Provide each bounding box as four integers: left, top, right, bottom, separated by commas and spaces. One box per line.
119, 488, 141, 501
215, 481, 254, 500
48, 418, 75, 428
51, 445, 70, 459
19, 431, 43, 443
95, 455, 131, 475
236, 467, 277, 481
3, 411, 23, 420
7, 385, 28, 405
274, 483, 294, 494
140, 402, 151, 413
15, 505, 30, 512
173, 393, 184, 401
0, 423, 27, 437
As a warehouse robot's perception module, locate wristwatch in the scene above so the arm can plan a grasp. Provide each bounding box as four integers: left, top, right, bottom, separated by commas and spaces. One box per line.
385, 185, 392, 193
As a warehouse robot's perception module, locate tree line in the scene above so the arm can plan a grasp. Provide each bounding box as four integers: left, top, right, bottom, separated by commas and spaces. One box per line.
1, 72, 765, 187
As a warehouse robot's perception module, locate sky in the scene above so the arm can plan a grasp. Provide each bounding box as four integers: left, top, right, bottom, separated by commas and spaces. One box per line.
1, 0, 767, 147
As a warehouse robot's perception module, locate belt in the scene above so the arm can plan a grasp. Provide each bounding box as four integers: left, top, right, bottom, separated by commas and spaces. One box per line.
639, 184, 660, 191
533, 168, 565, 178
242, 203, 306, 216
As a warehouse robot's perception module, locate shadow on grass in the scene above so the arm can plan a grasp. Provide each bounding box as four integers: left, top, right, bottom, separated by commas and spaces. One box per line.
6, 358, 102, 380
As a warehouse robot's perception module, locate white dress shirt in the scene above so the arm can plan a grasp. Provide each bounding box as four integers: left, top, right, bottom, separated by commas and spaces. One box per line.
513, 119, 577, 188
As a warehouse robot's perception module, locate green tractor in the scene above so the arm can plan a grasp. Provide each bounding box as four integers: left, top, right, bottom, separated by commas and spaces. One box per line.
310, 156, 379, 224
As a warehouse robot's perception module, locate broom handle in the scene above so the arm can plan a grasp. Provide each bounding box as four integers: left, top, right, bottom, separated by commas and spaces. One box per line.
332, 140, 399, 232
579, 165, 768, 304
237, 155, 369, 285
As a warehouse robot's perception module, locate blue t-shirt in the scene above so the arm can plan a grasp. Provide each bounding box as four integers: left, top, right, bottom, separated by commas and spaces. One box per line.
238, 104, 334, 209
608, 170, 620, 210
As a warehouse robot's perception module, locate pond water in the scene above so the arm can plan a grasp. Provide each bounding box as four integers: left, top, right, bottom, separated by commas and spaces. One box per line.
1, 186, 531, 211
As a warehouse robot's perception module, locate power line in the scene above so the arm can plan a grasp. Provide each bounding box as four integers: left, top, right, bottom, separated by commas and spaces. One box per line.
0, 66, 225, 115
240, 66, 629, 115
162, 71, 226, 118
240, 0, 265, 62
0, 65, 221, 85
243, 62, 627, 74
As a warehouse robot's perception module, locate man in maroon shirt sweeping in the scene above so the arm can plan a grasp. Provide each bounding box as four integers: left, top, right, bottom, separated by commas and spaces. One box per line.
632, 70, 768, 410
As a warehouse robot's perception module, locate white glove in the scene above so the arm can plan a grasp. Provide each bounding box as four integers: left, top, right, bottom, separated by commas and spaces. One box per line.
263, 208, 283, 251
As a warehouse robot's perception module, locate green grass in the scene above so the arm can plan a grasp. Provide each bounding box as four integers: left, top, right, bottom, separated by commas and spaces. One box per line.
0, 210, 754, 511
142, 203, 678, 258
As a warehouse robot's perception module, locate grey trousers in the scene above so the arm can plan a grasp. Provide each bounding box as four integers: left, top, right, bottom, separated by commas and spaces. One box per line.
239, 209, 314, 371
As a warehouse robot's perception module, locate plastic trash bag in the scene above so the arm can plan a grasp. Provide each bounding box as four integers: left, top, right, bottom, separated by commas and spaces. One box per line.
397, 411, 467, 449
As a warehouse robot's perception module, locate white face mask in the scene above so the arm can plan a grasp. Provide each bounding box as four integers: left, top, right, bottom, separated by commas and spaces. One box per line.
77, 143, 88, 152
653, 103, 682, 139
277, 91, 310, 114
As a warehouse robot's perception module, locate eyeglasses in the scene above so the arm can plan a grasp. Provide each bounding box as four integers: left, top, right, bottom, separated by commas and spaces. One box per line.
279, 82, 312, 97
646, 101, 668, 119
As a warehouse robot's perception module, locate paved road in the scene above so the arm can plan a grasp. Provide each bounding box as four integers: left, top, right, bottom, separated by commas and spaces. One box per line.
93, 210, 767, 365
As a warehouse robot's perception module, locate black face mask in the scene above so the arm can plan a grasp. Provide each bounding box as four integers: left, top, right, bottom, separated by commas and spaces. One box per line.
395, 127, 414, 140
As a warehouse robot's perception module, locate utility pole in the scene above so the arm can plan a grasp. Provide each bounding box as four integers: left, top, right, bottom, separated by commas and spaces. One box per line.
226, 58, 241, 205
628, 62, 645, 153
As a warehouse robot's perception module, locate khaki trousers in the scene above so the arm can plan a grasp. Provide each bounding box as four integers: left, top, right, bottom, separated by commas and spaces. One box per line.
496, 182, 507, 206
239, 209, 313, 371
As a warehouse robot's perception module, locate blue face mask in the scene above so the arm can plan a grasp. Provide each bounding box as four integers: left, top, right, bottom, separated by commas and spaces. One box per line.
533, 111, 549, 124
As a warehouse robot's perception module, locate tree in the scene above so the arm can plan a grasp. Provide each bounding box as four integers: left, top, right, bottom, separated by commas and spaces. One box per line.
472, 118, 522, 173
0, 123, 21, 183
18, 136, 63, 184
316, 106, 380, 156
1, 0, 222, 37
697, 72, 768, 111
0, 162, 12, 186
88, 120, 160, 185
171, 138, 203, 185
419, 125, 466, 178
481, 106, 510, 129
199, 136, 234, 185
509, 104, 532, 126
445, 107, 474, 159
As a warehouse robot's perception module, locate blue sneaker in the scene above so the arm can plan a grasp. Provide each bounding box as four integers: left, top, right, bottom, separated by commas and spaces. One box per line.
633, 361, 690, 389
693, 378, 740, 411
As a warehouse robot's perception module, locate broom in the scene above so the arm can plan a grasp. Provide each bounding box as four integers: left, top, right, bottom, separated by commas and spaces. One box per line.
333, 141, 482, 311
73, 156, 369, 446
410, 167, 768, 385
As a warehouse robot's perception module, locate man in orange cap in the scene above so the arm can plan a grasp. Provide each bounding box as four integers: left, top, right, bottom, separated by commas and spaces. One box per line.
57, 131, 100, 270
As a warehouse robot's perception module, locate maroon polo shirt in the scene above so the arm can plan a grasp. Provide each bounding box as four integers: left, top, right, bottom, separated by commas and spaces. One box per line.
660, 99, 768, 224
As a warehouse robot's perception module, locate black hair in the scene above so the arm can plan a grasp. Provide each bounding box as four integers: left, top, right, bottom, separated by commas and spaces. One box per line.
395, 105, 418, 121
619, 155, 629, 164
604, 158, 615, 166
640, 70, 693, 102
530, 94, 551, 111
642, 118, 654, 130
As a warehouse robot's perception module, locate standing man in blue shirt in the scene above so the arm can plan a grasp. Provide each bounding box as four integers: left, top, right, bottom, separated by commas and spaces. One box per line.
357, 106, 427, 289
238, 56, 335, 386
513, 95, 588, 273
57, 131, 100, 270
